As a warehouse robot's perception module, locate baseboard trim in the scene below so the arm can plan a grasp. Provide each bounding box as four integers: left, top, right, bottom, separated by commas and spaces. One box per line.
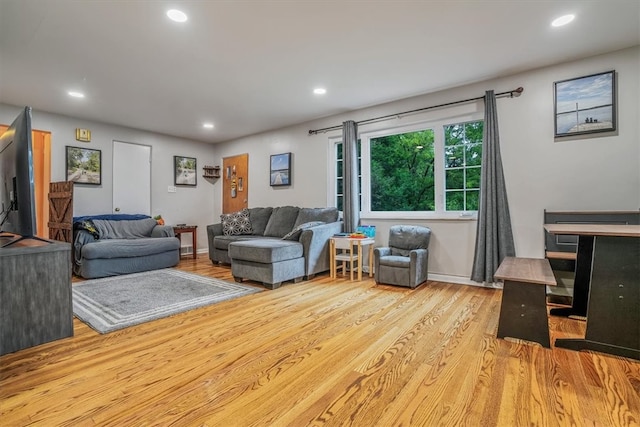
428, 273, 502, 289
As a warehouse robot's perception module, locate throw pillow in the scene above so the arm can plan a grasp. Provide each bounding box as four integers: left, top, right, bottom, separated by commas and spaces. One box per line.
221, 208, 253, 236
282, 221, 325, 241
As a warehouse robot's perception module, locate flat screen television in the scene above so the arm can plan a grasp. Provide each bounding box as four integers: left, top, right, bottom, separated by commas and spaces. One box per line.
0, 106, 44, 247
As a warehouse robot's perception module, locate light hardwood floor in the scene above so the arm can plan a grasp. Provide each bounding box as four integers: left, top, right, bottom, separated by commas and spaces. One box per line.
1, 254, 639, 426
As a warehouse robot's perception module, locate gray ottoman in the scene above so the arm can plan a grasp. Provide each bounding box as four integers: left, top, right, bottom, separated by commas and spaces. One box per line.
228, 240, 305, 289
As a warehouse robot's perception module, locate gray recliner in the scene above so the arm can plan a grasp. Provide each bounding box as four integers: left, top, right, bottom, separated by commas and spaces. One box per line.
373, 225, 431, 288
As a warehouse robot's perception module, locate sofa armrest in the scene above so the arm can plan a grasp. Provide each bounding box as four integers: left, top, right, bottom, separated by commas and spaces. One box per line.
207, 223, 223, 237
152, 225, 175, 238
72, 229, 98, 275
299, 221, 344, 277
207, 223, 224, 261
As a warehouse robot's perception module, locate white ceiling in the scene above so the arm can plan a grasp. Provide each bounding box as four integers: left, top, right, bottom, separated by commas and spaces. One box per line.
0, 0, 638, 143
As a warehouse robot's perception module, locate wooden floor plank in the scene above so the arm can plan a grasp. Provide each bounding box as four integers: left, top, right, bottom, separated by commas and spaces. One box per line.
1, 254, 639, 426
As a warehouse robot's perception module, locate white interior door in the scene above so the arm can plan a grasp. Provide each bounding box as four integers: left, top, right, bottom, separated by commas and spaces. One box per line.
113, 140, 151, 215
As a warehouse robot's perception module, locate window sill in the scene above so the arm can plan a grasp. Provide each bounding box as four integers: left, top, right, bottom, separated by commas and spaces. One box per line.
360, 212, 477, 221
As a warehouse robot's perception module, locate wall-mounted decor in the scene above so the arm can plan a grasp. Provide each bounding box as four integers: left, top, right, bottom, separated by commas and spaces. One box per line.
66, 146, 101, 185
75, 128, 91, 142
554, 70, 616, 137
174, 156, 197, 186
270, 152, 291, 186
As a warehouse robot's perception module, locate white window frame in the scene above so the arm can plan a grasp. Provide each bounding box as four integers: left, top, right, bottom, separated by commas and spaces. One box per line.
329, 110, 483, 220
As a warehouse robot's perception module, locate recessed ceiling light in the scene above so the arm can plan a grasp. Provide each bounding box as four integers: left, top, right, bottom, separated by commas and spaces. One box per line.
68, 91, 85, 98
203, 123, 214, 129
167, 9, 188, 23
313, 88, 327, 95
551, 14, 575, 27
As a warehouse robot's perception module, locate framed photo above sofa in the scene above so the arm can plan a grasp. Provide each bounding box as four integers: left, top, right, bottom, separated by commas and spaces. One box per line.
270, 152, 291, 186
174, 155, 197, 186
66, 146, 101, 185
554, 70, 616, 138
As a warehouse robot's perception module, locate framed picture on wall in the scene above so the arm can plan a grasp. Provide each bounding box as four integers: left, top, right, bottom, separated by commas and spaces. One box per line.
174, 155, 197, 186
270, 152, 291, 186
66, 146, 101, 185
554, 70, 616, 137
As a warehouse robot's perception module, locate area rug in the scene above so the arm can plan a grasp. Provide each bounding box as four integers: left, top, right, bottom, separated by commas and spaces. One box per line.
72, 269, 262, 334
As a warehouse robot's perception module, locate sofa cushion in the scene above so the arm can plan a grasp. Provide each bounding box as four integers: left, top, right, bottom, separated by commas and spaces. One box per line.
248, 207, 273, 235
263, 206, 300, 238
228, 239, 303, 264
282, 221, 326, 241
293, 207, 339, 228
81, 237, 180, 260
213, 235, 275, 251
92, 218, 158, 239
221, 208, 253, 236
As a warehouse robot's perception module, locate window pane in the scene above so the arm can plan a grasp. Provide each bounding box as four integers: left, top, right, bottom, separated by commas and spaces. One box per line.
466, 190, 479, 210
465, 144, 482, 166
445, 169, 463, 189
371, 129, 435, 211
337, 177, 343, 194
445, 124, 464, 146
445, 146, 464, 168
337, 159, 343, 176
465, 121, 484, 143
466, 167, 481, 189
446, 190, 464, 210
337, 195, 343, 212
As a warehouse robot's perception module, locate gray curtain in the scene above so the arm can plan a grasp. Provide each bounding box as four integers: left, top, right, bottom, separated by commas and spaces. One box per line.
471, 90, 515, 283
342, 120, 360, 233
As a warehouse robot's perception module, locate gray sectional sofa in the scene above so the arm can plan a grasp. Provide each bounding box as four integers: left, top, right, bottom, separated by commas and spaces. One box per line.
73, 216, 180, 279
207, 206, 343, 288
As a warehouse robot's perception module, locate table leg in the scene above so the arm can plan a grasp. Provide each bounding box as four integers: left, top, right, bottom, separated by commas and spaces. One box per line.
550, 235, 593, 318
357, 242, 362, 281
368, 244, 373, 277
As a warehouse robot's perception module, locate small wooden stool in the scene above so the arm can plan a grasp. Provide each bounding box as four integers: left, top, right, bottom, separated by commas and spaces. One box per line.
494, 257, 557, 348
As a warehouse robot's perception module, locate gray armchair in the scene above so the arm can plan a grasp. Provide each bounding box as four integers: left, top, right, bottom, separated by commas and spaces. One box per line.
373, 225, 431, 288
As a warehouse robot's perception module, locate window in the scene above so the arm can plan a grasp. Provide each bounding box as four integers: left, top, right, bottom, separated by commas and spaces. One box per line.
334, 140, 361, 212
333, 117, 483, 217
444, 121, 483, 211
370, 129, 435, 211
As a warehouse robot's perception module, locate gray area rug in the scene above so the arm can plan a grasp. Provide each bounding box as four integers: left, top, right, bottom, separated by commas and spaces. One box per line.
72, 269, 262, 334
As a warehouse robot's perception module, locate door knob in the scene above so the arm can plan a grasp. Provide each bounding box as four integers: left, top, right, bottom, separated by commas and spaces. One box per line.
115, 207, 120, 212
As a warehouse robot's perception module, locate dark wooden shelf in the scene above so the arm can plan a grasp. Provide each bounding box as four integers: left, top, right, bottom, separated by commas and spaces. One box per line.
203, 165, 220, 179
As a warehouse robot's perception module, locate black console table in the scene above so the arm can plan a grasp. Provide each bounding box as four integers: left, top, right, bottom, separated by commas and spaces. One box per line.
0, 239, 73, 356
544, 224, 640, 360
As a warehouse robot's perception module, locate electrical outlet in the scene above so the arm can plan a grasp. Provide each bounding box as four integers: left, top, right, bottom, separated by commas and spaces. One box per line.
168, 186, 177, 193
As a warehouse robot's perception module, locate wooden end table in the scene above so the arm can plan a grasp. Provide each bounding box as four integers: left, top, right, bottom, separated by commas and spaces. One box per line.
173, 225, 198, 259
330, 236, 375, 281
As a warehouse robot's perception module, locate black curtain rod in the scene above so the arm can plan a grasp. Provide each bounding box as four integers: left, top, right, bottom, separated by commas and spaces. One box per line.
308, 87, 524, 135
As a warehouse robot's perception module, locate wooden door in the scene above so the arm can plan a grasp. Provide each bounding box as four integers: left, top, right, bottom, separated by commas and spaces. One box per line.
0, 125, 50, 238
222, 153, 249, 214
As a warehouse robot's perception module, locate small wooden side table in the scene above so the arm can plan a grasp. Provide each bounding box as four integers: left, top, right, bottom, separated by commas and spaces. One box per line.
173, 225, 197, 259
330, 237, 375, 281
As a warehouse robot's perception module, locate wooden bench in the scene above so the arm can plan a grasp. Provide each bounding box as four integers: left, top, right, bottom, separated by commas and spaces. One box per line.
494, 257, 556, 348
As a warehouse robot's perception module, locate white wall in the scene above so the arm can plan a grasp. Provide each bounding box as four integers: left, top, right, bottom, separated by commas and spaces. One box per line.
0, 105, 217, 251
215, 46, 640, 283
3, 46, 637, 277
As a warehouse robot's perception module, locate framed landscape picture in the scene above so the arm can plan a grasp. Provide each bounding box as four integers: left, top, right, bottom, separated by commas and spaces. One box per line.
66, 146, 101, 185
554, 70, 616, 137
270, 152, 291, 186
174, 155, 197, 186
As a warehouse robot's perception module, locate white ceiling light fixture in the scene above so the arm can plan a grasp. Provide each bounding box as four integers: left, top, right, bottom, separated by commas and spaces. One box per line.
313, 88, 327, 95
551, 14, 575, 27
167, 9, 188, 23
68, 91, 85, 98
203, 123, 214, 129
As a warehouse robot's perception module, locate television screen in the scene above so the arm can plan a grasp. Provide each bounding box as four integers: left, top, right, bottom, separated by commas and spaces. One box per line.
0, 106, 38, 246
